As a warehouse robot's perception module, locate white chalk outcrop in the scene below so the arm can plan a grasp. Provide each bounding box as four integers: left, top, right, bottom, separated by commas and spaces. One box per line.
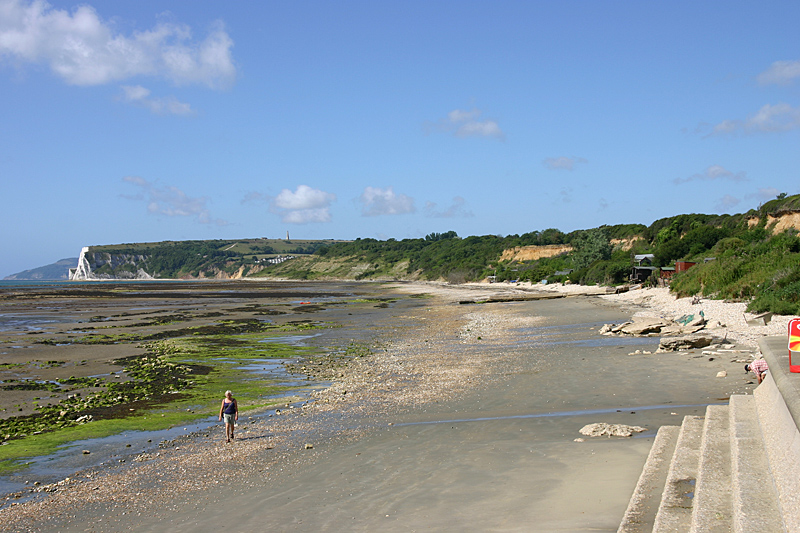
69, 247, 94, 280
69, 247, 153, 281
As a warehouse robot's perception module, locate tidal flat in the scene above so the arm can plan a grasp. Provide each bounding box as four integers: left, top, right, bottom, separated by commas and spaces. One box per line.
0, 281, 405, 478
0, 281, 761, 531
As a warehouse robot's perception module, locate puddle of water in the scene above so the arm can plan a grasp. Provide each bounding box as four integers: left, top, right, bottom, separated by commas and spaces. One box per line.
0, 354, 326, 499
393, 402, 724, 428
537, 336, 661, 347
0, 314, 76, 333
258, 333, 321, 346
0, 389, 326, 501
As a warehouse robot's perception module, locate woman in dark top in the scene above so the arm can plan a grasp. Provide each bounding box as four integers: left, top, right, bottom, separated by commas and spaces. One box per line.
219, 390, 238, 443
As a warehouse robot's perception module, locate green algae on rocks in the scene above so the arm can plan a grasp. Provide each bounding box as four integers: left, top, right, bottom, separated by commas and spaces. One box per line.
0, 323, 333, 473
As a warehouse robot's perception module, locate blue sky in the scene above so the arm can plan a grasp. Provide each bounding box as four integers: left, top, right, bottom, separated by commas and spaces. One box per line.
1, 0, 799, 277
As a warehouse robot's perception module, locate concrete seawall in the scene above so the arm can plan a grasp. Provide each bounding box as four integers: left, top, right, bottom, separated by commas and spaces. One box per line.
619, 335, 800, 532
757, 336, 800, 532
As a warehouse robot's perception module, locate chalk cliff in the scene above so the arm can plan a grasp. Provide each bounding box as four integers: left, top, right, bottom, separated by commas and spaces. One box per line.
69, 247, 153, 281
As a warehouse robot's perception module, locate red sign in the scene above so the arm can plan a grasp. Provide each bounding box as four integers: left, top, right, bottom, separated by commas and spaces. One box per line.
790, 318, 800, 373
790, 318, 800, 352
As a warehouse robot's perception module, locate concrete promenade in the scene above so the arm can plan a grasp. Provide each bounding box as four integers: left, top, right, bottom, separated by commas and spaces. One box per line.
619, 335, 800, 532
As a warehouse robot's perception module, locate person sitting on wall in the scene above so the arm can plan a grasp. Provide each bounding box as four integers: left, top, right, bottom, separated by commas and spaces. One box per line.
745, 359, 769, 384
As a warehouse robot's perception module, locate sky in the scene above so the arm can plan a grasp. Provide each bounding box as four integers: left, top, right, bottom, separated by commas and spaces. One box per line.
1, 0, 799, 277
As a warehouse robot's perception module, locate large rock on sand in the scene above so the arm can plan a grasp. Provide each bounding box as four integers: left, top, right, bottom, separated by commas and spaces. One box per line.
659, 324, 706, 336
579, 423, 646, 437
657, 334, 714, 352
618, 318, 670, 335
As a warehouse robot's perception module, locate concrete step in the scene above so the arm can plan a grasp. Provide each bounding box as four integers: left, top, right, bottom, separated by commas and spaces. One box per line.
729, 394, 785, 532
690, 404, 732, 532
754, 376, 800, 532
652, 415, 704, 532
618, 425, 681, 532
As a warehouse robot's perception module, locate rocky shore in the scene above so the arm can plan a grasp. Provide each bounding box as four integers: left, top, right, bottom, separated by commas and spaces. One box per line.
0, 281, 784, 531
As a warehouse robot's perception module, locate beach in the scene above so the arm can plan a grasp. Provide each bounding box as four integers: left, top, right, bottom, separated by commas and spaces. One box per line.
0, 281, 776, 531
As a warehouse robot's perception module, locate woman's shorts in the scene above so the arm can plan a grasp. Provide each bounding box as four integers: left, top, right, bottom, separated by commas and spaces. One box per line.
223, 413, 235, 424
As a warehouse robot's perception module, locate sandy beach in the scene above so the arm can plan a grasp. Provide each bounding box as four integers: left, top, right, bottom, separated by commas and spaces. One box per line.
0, 280, 778, 531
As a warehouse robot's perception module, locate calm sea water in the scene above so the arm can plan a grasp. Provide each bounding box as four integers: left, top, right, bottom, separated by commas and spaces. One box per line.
0, 279, 199, 288
0, 280, 74, 288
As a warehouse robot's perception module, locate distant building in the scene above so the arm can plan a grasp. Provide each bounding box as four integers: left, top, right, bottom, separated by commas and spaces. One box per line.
630, 254, 657, 283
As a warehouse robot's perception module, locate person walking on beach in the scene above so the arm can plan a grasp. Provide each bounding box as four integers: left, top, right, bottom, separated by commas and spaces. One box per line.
219, 390, 238, 443
745, 359, 769, 384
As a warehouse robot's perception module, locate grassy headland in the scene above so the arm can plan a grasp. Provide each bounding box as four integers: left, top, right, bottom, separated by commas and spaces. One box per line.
73, 193, 800, 315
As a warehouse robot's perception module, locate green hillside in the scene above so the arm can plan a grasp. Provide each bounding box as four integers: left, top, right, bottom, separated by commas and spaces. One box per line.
4, 258, 77, 280
254, 193, 800, 314
75, 193, 800, 314
84, 238, 342, 279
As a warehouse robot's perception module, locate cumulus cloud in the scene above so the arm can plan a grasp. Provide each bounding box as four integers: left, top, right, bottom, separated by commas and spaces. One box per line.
0, 0, 236, 88
674, 165, 747, 185
120, 85, 194, 115
757, 60, 800, 86
358, 186, 415, 216
269, 185, 336, 224
427, 108, 505, 140
122, 176, 228, 225
708, 103, 800, 136
423, 196, 474, 218
542, 156, 588, 171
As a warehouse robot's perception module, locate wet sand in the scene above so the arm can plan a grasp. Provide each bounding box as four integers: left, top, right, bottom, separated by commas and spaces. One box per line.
1, 282, 760, 531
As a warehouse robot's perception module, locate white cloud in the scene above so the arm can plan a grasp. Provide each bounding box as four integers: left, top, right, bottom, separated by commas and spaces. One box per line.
757, 60, 800, 86
120, 85, 194, 115
269, 185, 336, 224
122, 176, 228, 225
0, 0, 236, 88
674, 165, 747, 185
709, 103, 800, 136
542, 156, 587, 171
423, 196, 473, 218
359, 186, 415, 216
428, 107, 505, 140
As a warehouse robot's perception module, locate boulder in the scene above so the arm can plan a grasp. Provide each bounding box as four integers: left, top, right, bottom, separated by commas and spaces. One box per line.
659, 325, 685, 336
619, 318, 670, 335
685, 314, 706, 327
657, 335, 714, 352
579, 423, 647, 437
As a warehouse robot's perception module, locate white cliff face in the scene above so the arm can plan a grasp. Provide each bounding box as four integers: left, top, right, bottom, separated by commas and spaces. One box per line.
68, 247, 154, 280
69, 247, 95, 280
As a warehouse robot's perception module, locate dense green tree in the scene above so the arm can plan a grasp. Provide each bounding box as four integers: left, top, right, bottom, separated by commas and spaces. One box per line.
570, 229, 612, 270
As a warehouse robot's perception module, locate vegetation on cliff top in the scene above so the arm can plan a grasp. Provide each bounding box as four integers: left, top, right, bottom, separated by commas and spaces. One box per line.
81, 194, 800, 314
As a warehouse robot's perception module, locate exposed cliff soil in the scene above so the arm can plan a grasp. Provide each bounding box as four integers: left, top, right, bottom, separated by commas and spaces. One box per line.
499, 244, 573, 262
747, 210, 800, 234
610, 237, 643, 250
